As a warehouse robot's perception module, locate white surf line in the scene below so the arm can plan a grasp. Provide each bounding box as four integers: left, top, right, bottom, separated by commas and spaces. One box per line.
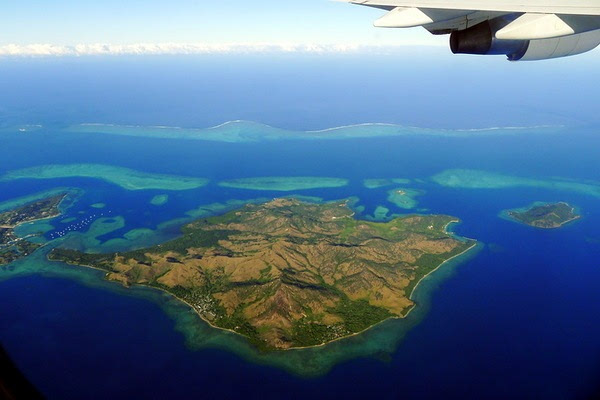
74, 120, 565, 136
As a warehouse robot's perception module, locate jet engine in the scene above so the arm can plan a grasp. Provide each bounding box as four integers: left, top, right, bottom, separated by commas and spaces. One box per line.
450, 17, 600, 61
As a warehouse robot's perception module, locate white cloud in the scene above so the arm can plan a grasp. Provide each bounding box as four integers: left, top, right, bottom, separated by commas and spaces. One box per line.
0, 41, 444, 57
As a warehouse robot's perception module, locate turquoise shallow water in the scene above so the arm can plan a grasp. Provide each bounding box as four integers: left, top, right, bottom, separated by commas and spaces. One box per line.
1, 123, 600, 398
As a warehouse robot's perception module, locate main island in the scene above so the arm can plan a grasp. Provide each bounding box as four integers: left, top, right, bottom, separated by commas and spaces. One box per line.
50, 198, 476, 350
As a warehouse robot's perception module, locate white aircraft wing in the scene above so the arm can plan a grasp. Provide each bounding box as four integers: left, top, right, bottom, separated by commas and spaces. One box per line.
350, 0, 600, 16
345, 0, 600, 60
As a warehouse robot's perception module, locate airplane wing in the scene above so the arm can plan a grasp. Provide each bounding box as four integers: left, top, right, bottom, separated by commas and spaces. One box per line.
349, 1, 600, 16
345, 0, 600, 60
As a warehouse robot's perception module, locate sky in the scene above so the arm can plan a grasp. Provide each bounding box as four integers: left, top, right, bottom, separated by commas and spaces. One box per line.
1, 0, 599, 59
0, 0, 447, 55
1, 1, 600, 130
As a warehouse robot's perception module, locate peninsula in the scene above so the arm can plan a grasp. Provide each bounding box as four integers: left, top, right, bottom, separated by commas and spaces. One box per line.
0, 194, 66, 265
50, 198, 476, 350
504, 202, 580, 229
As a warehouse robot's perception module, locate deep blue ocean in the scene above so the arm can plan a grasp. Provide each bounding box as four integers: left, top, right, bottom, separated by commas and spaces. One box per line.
1, 56, 600, 399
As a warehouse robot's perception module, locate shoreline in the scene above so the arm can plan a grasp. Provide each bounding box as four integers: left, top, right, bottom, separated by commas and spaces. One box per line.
51, 257, 254, 341
404, 241, 478, 319
289, 221, 478, 350
13, 211, 63, 230
46, 220, 479, 352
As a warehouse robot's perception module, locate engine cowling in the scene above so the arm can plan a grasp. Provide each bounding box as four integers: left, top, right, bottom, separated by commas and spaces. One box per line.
519, 30, 600, 61
450, 17, 600, 61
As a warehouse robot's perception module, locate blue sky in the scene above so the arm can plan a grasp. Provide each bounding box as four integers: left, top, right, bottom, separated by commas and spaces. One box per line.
2, 0, 599, 60
0, 0, 443, 48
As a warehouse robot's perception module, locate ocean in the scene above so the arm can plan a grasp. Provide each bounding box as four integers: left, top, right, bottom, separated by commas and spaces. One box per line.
1, 55, 599, 399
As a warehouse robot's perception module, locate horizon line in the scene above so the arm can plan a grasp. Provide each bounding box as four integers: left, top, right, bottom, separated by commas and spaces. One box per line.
0, 42, 446, 57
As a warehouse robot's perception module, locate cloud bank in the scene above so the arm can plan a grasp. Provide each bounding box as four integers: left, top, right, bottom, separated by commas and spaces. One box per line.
0, 42, 442, 57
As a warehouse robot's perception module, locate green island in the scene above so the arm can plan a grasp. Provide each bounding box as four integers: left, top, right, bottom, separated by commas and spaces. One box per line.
503, 202, 580, 229
0, 194, 66, 265
1, 164, 209, 191
218, 177, 348, 191
50, 198, 476, 351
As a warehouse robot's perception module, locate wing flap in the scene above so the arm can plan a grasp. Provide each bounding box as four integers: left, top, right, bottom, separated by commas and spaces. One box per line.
374, 7, 471, 28
424, 11, 507, 33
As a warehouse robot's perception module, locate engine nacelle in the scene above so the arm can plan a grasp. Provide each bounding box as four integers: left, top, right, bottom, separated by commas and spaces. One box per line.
519, 30, 600, 61
450, 17, 600, 61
